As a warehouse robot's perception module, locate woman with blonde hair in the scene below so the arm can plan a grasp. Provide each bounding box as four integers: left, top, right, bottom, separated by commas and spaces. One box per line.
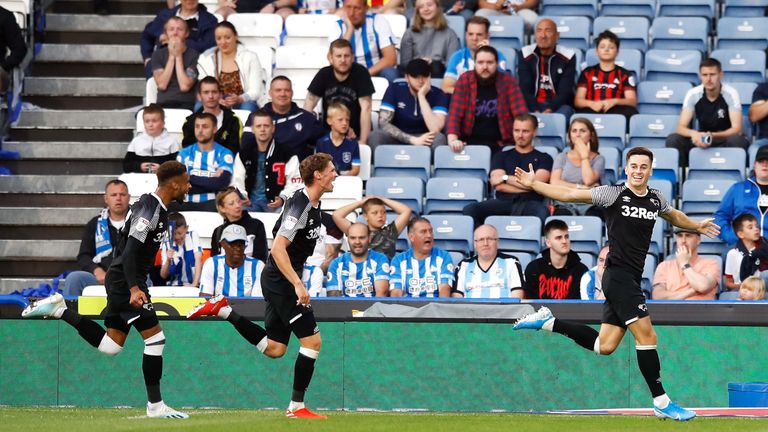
399, 0, 460, 77
739, 275, 766, 300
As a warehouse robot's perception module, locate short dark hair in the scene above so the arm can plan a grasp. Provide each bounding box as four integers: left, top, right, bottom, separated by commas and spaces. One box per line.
300, 153, 333, 186
105, 179, 128, 192
626, 146, 654, 164
466, 15, 490, 33
474, 45, 498, 62
407, 216, 431, 234
514, 113, 539, 130
142, 103, 165, 120
270, 75, 292, 86
594, 30, 620, 49
733, 213, 758, 233
329, 38, 353, 54
215, 21, 238, 37
198, 76, 221, 93
156, 161, 187, 186
700, 57, 722, 71
544, 219, 568, 236
194, 111, 217, 126
167, 212, 187, 228
250, 108, 272, 124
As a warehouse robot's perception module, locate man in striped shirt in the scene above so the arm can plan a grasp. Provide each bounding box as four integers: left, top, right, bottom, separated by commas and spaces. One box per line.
390, 217, 454, 297
199, 224, 265, 297
452, 224, 523, 298
327, 223, 390, 297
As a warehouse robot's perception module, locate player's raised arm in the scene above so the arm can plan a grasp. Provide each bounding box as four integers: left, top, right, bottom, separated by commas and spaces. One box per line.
514, 163, 593, 204
661, 209, 721, 239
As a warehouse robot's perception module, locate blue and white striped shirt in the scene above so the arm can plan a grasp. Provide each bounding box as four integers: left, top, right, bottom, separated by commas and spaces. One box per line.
176, 143, 234, 203
330, 13, 395, 68
303, 263, 325, 297
390, 247, 454, 297
453, 253, 523, 298
161, 230, 202, 286
326, 250, 390, 297
199, 255, 264, 297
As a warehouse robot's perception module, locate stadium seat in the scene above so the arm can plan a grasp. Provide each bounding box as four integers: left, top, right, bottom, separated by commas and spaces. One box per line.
715, 17, 768, 50
549, 16, 592, 52
246, 45, 275, 81
636, 81, 692, 115
578, 253, 595, 268
497, 47, 518, 72
320, 175, 363, 211
648, 179, 674, 206
648, 221, 665, 258
1, 0, 28, 29
592, 17, 649, 52
572, 113, 626, 150
433, 145, 491, 182
599, 0, 656, 20
699, 238, 729, 257
658, 0, 716, 17
681, 179, 737, 218
540, 0, 598, 18
488, 16, 525, 50
449, 251, 467, 266
534, 112, 567, 150
380, 13, 407, 47
358, 144, 372, 181
629, 114, 680, 148
600, 147, 621, 186
710, 49, 766, 83
650, 18, 710, 53
372, 145, 431, 183
584, 49, 642, 78
424, 214, 474, 253
719, 290, 740, 300
722, 0, 768, 17
509, 251, 534, 270
545, 215, 603, 255
145, 77, 157, 105
641, 253, 657, 294
446, 15, 465, 47
273, 45, 330, 87
644, 50, 702, 83
181, 211, 225, 249
251, 211, 282, 247
371, 77, 389, 112
536, 146, 559, 162
687, 148, 747, 181
283, 14, 337, 46
227, 13, 283, 49
366, 176, 424, 214
424, 177, 484, 214
118, 172, 157, 203
232, 109, 251, 127
485, 216, 542, 255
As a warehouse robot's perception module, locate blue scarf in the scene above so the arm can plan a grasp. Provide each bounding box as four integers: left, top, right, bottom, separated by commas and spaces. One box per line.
93, 208, 113, 264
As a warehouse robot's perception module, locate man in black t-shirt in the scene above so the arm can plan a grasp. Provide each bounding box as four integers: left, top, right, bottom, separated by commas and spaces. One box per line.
22, 161, 192, 419
187, 153, 337, 420
513, 147, 720, 421
305, 38, 375, 145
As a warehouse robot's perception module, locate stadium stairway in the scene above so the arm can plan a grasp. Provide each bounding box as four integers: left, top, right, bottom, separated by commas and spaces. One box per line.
0, 0, 158, 293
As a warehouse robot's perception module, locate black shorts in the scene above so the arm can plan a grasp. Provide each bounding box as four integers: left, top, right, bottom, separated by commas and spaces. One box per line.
601, 266, 649, 328
104, 290, 159, 334
261, 276, 319, 345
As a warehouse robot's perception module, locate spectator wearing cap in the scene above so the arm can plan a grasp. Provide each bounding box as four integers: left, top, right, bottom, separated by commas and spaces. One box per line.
714, 145, 768, 245
368, 58, 449, 153
651, 227, 720, 300
199, 224, 265, 297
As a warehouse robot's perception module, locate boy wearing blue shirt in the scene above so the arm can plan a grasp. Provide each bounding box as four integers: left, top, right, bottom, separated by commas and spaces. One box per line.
316, 102, 361, 176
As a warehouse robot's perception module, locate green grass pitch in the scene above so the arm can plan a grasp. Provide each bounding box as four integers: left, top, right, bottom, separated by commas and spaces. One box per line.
2, 407, 768, 432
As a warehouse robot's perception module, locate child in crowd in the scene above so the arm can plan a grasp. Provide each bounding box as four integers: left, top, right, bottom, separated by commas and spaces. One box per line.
724, 213, 768, 291
298, 0, 338, 14
738, 276, 765, 301
332, 196, 412, 260
316, 102, 361, 177
160, 212, 203, 286
123, 104, 181, 173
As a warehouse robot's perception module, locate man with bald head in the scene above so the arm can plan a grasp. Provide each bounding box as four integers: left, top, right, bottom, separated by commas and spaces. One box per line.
452, 224, 524, 298
326, 223, 391, 297
517, 18, 576, 118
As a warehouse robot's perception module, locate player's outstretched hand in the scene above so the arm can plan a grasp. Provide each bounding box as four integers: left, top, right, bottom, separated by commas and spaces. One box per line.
294, 282, 310, 307
697, 218, 720, 239
514, 163, 536, 188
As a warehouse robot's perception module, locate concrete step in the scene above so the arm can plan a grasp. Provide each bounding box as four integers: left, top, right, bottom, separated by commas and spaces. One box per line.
23, 95, 144, 110
50, 0, 165, 15
46, 13, 153, 32
15, 110, 136, 129
37, 44, 142, 64
30, 61, 145, 78
0, 175, 116, 193
10, 127, 134, 142
0, 259, 77, 278
3, 142, 129, 159
0, 278, 53, 294
0, 207, 97, 225
2, 159, 123, 175
0, 239, 80, 259
24, 77, 145, 97
3, 194, 105, 207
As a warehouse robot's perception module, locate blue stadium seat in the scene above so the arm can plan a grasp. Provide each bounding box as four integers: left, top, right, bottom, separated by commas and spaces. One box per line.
424, 214, 475, 253
636, 81, 692, 115
644, 50, 702, 83
424, 177, 484, 214
648, 178, 673, 232
629, 114, 680, 148
536, 145, 560, 162
446, 14, 465, 47
641, 253, 658, 294
715, 17, 768, 50
658, 0, 716, 16
372, 145, 431, 183
681, 179, 737, 218
719, 290, 740, 300
534, 112, 567, 150
687, 148, 747, 181
545, 215, 603, 255
488, 16, 525, 50
366, 176, 424, 214
540, 0, 598, 18
579, 253, 596, 268
433, 144, 491, 182
584, 49, 643, 77
572, 113, 626, 150
592, 17, 650, 52
699, 239, 729, 257
509, 251, 534, 270
485, 215, 543, 255
722, 0, 768, 17
549, 16, 592, 52
650, 18, 710, 53
600, 147, 621, 185
497, 46, 518, 72
599, 0, 656, 20
648, 221, 665, 258
710, 49, 766, 83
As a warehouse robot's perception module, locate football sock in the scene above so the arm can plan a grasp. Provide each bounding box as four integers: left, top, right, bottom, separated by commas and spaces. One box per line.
143, 332, 166, 404
552, 319, 600, 352
636, 345, 666, 398
292, 347, 319, 403
227, 311, 268, 352
61, 309, 105, 348
653, 393, 671, 409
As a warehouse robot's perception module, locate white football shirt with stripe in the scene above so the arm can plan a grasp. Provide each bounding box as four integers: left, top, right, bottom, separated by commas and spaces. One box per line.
199, 255, 264, 297
326, 250, 390, 297
453, 253, 523, 298
390, 248, 454, 297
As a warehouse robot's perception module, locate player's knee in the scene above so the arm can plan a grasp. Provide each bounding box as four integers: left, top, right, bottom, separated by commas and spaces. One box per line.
143, 331, 166, 356
265, 344, 287, 358
97, 335, 123, 356
599, 342, 618, 355
302, 335, 322, 352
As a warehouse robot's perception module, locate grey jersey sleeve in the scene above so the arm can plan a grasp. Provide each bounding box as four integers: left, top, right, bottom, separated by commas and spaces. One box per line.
590, 185, 624, 208
276, 197, 311, 242
128, 199, 161, 244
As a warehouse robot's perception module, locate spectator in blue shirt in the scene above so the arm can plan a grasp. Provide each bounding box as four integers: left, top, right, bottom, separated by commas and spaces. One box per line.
176, 112, 235, 211
390, 217, 455, 297
368, 58, 449, 153
327, 223, 390, 297
316, 102, 361, 176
